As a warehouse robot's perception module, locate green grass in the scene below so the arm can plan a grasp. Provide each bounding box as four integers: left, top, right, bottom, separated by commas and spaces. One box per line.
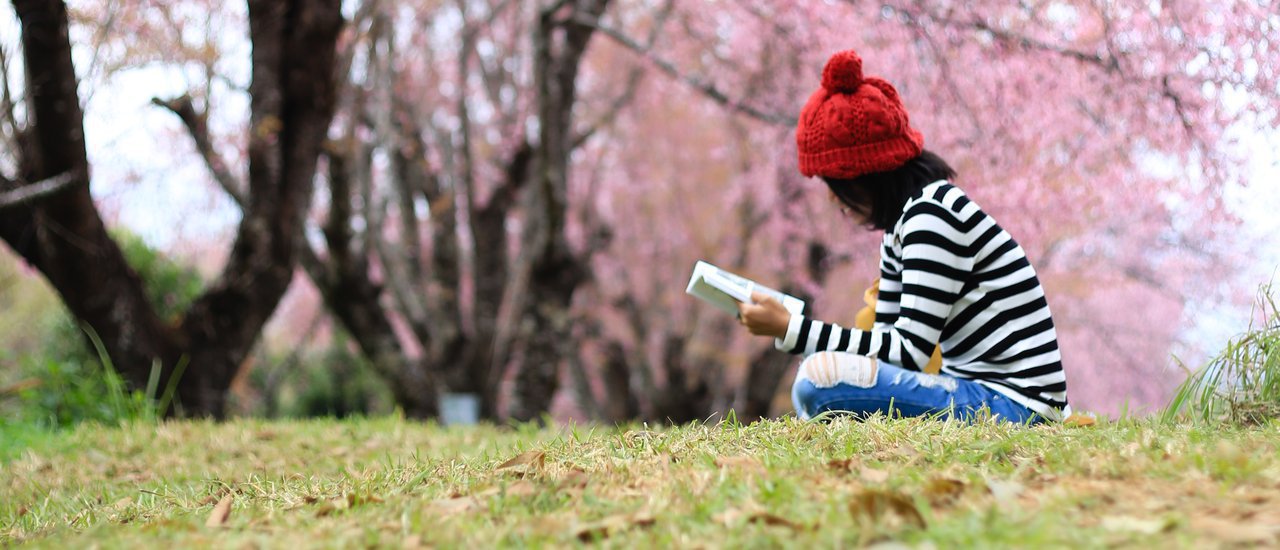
1165, 283, 1280, 425
4, 415, 1280, 548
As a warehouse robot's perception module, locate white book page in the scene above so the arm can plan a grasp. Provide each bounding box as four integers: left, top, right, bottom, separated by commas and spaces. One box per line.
685, 261, 806, 316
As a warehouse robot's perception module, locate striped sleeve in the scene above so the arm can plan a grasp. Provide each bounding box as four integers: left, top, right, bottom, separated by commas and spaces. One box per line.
875, 236, 901, 329
775, 197, 974, 371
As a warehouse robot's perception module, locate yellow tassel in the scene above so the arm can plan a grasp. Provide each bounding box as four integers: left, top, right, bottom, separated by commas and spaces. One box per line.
855, 278, 942, 374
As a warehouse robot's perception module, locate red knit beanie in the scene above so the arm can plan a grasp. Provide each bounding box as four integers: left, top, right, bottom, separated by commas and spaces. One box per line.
796, 50, 924, 179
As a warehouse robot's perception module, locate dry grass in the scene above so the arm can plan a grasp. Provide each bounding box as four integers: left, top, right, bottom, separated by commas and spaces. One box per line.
3, 415, 1280, 548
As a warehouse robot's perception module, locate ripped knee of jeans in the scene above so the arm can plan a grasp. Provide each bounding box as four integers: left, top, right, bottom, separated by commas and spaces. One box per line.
797, 352, 878, 389
888, 369, 960, 393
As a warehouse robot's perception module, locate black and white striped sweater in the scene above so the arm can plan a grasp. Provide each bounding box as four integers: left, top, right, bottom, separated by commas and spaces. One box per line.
776, 180, 1069, 419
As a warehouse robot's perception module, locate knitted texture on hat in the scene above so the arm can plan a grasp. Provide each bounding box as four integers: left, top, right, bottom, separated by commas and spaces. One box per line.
796, 50, 924, 179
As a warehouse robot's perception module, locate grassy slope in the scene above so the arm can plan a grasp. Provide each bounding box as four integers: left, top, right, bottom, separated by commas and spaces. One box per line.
3, 416, 1279, 548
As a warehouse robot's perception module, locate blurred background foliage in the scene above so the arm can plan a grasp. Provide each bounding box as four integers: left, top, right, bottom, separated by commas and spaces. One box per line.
1, 235, 392, 431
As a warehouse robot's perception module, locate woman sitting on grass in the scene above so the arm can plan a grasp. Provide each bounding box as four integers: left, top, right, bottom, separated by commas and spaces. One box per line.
737, 49, 1069, 424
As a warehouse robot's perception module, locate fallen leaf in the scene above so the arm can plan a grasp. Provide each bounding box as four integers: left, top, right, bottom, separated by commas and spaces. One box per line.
1101, 515, 1175, 534
1064, 412, 1097, 427
504, 480, 538, 497
349, 493, 384, 507
426, 495, 484, 517
205, 494, 233, 527
984, 478, 1025, 505
715, 456, 763, 472
922, 477, 966, 506
401, 535, 425, 549
751, 512, 810, 530
888, 444, 921, 461
559, 468, 590, 489
849, 489, 925, 529
1191, 516, 1280, 544
475, 480, 538, 498
314, 502, 336, 517
123, 472, 151, 483
496, 450, 546, 474
716, 508, 812, 531
575, 511, 655, 541
315, 492, 385, 517
859, 466, 890, 484
827, 458, 859, 472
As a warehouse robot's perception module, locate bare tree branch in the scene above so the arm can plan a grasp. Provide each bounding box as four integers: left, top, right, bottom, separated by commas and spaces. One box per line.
77, 0, 120, 106
311, 141, 440, 417
0, 170, 83, 211
151, 95, 246, 205
572, 0, 676, 148
463, 0, 519, 112
574, 14, 797, 127
0, 45, 20, 150
890, 3, 1211, 162
904, 5, 1122, 73
454, 1, 480, 226
1161, 75, 1199, 137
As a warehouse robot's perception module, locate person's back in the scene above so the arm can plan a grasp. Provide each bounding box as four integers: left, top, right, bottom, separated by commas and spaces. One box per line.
879, 181, 1067, 418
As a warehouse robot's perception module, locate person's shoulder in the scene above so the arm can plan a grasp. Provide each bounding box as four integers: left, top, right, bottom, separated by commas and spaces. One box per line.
904, 180, 959, 214
911, 180, 982, 217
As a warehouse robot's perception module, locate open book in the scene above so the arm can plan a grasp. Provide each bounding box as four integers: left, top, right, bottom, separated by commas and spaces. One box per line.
685, 261, 805, 316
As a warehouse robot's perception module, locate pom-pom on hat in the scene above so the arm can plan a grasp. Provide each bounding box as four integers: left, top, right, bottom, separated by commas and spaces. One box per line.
796, 49, 924, 179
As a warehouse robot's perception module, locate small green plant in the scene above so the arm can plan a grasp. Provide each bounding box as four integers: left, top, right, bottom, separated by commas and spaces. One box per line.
0, 327, 188, 431
1, 231, 199, 431
1164, 282, 1280, 424
83, 326, 189, 422
3, 357, 144, 430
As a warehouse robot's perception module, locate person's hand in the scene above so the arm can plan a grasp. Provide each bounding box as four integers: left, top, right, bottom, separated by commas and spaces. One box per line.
736, 291, 791, 338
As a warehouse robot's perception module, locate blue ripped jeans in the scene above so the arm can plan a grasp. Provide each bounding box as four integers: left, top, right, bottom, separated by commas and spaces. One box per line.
790, 352, 1042, 424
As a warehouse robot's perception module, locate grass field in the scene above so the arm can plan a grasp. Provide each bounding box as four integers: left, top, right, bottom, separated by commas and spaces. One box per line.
3, 415, 1279, 548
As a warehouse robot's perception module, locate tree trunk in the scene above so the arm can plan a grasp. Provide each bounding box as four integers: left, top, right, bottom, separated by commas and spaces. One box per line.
460, 144, 530, 419
0, 0, 344, 418
175, 0, 344, 416
508, 246, 586, 422
599, 342, 639, 422
1, 0, 181, 395
505, 0, 611, 423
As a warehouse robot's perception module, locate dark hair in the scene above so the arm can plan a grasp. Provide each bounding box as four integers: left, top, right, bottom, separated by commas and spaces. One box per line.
822, 150, 957, 231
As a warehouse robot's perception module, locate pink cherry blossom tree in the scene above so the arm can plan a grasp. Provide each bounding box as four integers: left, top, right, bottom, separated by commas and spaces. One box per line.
569, 0, 1278, 418
7, 0, 1273, 420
